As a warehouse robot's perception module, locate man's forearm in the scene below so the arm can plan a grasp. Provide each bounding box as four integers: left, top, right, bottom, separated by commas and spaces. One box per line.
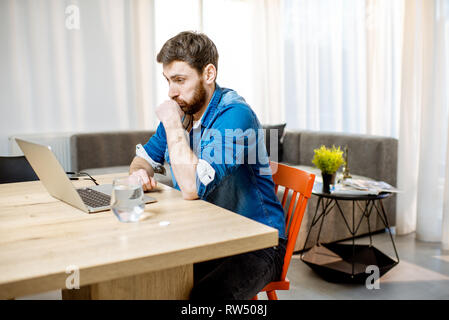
164, 119, 199, 200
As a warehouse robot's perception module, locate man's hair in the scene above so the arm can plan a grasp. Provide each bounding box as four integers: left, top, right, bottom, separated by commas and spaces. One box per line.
156, 31, 219, 75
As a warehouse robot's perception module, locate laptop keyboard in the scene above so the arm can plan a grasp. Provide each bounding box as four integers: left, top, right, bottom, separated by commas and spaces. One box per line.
77, 188, 111, 208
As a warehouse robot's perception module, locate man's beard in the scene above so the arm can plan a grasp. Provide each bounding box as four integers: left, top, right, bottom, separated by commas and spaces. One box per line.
175, 80, 207, 116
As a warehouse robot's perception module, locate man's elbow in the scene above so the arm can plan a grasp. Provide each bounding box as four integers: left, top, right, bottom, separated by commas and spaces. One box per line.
182, 189, 199, 200
181, 184, 199, 200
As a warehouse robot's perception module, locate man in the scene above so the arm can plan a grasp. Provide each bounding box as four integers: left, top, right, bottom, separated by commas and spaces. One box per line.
129, 31, 287, 300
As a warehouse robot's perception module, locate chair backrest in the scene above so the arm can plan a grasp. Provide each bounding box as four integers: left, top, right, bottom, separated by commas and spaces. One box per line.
0, 156, 39, 184
270, 161, 315, 280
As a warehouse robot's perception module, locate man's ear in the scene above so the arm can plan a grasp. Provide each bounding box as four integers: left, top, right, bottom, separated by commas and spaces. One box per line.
203, 64, 217, 84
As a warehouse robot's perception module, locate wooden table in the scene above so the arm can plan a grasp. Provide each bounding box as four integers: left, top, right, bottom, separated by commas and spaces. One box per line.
0, 173, 278, 299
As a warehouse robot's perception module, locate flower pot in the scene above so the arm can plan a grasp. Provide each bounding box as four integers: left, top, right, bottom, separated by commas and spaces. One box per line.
321, 172, 336, 193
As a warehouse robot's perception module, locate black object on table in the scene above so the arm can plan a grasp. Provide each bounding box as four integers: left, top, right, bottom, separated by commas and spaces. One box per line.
0, 156, 39, 184
300, 181, 399, 284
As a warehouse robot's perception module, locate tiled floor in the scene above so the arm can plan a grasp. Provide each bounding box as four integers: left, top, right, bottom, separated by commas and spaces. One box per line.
258, 231, 449, 300
18, 231, 449, 300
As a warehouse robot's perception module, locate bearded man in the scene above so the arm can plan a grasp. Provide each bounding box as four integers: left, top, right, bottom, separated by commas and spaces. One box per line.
129, 31, 287, 300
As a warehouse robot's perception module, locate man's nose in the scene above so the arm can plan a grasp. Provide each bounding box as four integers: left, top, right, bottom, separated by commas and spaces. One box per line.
168, 85, 179, 99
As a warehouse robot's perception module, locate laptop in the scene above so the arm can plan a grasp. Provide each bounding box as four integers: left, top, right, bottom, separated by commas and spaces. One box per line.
16, 138, 157, 213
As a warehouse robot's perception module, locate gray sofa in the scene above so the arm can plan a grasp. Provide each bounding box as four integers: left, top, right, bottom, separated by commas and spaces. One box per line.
281, 130, 397, 251
70, 129, 398, 251
70, 130, 173, 186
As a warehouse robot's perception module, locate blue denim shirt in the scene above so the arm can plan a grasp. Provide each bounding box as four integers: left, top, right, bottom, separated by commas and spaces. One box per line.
143, 84, 286, 240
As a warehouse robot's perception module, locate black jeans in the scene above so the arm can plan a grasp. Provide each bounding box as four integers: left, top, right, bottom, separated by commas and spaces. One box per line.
190, 238, 287, 300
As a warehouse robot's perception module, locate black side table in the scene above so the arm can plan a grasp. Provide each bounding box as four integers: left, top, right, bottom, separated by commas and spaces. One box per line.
300, 182, 400, 283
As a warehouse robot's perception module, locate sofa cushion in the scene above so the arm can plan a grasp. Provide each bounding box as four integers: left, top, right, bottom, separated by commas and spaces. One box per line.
70, 130, 155, 172
281, 131, 301, 165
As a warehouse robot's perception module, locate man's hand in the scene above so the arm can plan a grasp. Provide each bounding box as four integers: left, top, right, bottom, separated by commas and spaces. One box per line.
156, 100, 184, 125
130, 168, 157, 192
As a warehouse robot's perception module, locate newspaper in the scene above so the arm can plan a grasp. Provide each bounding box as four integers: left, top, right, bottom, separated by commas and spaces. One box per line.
331, 178, 401, 196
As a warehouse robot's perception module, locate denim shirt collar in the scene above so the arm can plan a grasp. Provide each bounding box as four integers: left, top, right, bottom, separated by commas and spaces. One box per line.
197, 83, 223, 129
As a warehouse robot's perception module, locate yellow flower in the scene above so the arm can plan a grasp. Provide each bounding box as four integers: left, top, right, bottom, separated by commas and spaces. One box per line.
312, 145, 346, 174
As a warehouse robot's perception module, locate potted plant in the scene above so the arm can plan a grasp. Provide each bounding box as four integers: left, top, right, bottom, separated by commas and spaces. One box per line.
312, 145, 345, 193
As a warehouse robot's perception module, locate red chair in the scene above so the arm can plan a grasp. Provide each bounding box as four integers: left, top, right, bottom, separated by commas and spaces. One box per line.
253, 162, 315, 300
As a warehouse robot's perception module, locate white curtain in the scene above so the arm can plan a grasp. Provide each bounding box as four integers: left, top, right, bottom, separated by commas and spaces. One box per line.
0, 0, 283, 155
249, 0, 284, 124
283, 0, 403, 136
201, 0, 284, 124
154, 0, 201, 106
365, 0, 404, 137
397, 0, 449, 244
284, 0, 449, 245
0, 0, 158, 155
